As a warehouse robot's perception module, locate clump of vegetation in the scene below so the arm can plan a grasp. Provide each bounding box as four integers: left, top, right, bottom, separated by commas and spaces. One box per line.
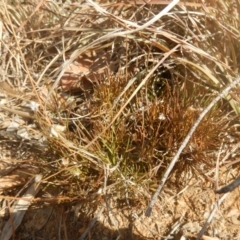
0, 0, 240, 239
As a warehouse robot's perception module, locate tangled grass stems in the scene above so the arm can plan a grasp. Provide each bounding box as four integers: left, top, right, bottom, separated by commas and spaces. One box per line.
0, 0, 240, 238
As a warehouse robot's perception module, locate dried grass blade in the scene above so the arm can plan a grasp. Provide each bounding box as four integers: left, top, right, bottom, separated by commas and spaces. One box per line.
178, 58, 220, 86
0, 105, 34, 119
0, 175, 42, 240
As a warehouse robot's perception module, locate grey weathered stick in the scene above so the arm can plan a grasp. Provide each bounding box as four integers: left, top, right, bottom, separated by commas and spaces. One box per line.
145, 76, 240, 217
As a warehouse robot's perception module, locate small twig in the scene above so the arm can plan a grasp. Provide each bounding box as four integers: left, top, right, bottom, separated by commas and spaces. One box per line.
145, 76, 240, 217
215, 142, 224, 192
78, 206, 105, 240
197, 193, 228, 240
103, 165, 113, 225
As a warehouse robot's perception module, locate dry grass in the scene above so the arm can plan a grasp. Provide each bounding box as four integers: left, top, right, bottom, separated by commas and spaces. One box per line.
0, 0, 240, 239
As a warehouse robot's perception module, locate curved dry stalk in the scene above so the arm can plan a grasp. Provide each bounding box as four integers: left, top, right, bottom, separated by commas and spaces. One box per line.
145, 76, 240, 217
46, 0, 180, 105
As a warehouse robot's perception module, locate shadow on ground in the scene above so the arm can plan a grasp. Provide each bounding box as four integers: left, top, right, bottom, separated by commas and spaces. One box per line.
7, 203, 153, 240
